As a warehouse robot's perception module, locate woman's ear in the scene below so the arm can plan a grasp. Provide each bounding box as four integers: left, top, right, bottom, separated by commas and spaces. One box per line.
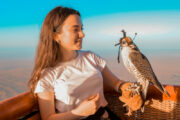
53, 32, 61, 43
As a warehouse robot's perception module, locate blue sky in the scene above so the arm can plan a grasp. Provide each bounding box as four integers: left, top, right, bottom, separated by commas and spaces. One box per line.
1, 0, 180, 27
0, 0, 180, 58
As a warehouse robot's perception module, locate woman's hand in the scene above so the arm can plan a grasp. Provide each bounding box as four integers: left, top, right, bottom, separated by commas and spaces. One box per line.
71, 93, 100, 117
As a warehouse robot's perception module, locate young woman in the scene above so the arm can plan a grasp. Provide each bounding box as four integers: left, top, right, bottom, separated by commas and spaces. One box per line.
28, 6, 124, 120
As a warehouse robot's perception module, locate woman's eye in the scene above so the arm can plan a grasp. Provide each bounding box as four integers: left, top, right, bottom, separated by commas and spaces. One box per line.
73, 27, 83, 32
74, 28, 79, 32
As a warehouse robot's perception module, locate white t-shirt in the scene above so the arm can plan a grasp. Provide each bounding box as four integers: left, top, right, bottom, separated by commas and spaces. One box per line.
34, 50, 108, 113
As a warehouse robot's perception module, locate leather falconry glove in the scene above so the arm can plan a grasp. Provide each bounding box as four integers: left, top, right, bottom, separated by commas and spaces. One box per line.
118, 82, 143, 116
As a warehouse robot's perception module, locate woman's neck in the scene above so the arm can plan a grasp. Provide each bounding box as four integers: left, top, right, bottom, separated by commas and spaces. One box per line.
60, 48, 78, 62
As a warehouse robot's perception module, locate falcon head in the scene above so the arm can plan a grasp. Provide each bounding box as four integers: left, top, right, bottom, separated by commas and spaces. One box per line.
120, 37, 133, 47
114, 30, 138, 63
120, 37, 139, 51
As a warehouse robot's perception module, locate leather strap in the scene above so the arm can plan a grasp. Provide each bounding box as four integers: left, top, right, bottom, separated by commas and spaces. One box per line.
118, 82, 126, 96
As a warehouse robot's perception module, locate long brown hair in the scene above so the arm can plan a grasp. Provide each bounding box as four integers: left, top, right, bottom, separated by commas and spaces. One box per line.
28, 6, 80, 93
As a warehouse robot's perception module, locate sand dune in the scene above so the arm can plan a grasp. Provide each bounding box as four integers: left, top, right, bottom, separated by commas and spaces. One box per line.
0, 59, 33, 100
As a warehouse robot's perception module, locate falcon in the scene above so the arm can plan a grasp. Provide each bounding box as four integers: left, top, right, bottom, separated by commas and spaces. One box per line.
115, 30, 170, 112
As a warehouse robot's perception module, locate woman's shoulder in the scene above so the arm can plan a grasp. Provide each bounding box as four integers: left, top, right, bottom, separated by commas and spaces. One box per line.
40, 67, 56, 79
79, 50, 103, 59
79, 50, 96, 57
79, 50, 106, 71
41, 67, 55, 74
79, 50, 104, 62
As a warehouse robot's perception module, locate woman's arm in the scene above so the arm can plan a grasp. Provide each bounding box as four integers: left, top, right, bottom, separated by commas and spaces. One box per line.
37, 92, 80, 120
102, 65, 124, 92
37, 92, 101, 120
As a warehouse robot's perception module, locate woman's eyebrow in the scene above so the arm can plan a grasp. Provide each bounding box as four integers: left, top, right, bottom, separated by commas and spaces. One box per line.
72, 24, 83, 28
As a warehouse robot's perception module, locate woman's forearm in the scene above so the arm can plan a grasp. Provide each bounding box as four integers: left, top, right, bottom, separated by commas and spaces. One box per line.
102, 66, 124, 92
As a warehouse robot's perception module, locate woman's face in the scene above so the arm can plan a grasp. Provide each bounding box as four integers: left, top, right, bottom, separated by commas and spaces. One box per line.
56, 14, 85, 51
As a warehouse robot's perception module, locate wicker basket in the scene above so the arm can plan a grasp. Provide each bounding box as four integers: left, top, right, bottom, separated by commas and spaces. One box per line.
104, 85, 180, 120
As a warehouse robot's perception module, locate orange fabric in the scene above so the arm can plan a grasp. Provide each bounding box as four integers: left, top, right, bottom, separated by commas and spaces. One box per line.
163, 85, 180, 102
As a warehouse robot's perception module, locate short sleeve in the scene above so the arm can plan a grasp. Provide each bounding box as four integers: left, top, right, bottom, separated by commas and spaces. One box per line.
34, 68, 55, 93
91, 52, 106, 71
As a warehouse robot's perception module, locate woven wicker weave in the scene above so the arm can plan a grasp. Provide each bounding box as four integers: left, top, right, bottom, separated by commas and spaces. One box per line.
104, 85, 180, 120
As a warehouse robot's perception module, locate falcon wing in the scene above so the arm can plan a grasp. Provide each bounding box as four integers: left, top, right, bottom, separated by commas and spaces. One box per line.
129, 51, 165, 94
129, 51, 154, 80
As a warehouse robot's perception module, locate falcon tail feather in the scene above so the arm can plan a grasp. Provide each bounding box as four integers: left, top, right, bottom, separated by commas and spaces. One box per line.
153, 82, 170, 97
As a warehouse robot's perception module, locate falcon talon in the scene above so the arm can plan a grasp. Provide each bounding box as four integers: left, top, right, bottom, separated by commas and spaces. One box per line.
123, 103, 128, 107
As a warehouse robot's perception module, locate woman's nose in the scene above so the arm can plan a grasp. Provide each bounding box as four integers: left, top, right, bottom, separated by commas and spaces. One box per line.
79, 30, 85, 38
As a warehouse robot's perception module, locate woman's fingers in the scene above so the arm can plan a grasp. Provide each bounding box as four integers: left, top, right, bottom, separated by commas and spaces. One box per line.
87, 93, 100, 101
92, 93, 100, 109
86, 93, 101, 110
87, 94, 97, 100
72, 93, 101, 116
93, 93, 100, 102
